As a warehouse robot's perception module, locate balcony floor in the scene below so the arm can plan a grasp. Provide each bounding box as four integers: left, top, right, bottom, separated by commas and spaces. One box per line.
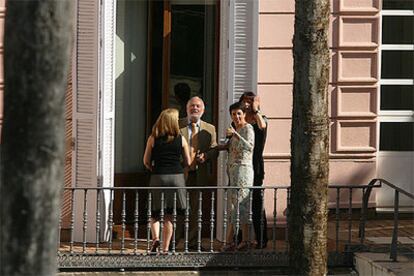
59, 218, 414, 255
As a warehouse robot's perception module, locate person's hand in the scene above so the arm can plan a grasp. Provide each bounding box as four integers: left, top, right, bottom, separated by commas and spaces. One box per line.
217, 143, 229, 151
226, 126, 235, 137
196, 152, 206, 163
252, 96, 260, 113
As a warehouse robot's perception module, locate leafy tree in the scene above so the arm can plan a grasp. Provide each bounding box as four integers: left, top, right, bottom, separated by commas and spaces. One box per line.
1, 1, 73, 275
289, 0, 330, 275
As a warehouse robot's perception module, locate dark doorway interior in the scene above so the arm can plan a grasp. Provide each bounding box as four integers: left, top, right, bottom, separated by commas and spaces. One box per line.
114, 0, 219, 237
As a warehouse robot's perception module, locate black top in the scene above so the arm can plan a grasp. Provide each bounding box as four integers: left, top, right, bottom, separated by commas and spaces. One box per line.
151, 135, 184, 174
252, 116, 267, 183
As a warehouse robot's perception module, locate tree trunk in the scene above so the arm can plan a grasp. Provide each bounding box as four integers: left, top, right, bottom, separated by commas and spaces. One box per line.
0, 1, 73, 275
288, 0, 330, 275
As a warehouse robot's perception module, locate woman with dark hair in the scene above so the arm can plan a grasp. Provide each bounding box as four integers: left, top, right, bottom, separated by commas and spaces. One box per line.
143, 108, 191, 253
238, 91, 269, 249
222, 102, 255, 251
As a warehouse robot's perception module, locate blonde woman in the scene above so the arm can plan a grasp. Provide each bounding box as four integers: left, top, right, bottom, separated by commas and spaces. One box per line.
143, 108, 191, 253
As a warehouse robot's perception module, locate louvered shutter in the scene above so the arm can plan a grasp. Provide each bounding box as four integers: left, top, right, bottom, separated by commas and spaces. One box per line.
61, 47, 74, 229
73, 0, 99, 188
72, 0, 99, 242
229, 0, 259, 102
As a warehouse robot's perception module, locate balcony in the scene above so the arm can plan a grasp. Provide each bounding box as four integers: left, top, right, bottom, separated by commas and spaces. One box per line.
57, 179, 414, 269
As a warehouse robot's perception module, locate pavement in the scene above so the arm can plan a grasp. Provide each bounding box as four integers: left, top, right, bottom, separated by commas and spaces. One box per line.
353, 234, 414, 276
354, 252, 414, 276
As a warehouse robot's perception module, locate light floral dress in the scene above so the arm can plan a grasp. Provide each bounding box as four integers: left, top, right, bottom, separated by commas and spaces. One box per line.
227, 124, 254, 224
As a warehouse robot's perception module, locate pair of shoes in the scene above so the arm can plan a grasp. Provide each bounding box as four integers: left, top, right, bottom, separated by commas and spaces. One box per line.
236, 241, 250, 251
221, 243, 236, 252
151, 239, 160, 253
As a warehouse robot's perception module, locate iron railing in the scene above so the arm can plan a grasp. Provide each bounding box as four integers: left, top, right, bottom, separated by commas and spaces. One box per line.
358, 178, 414, 261
57, 180, 412, 269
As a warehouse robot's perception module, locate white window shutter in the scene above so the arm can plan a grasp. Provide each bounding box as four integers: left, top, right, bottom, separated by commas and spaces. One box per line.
100, 0, 116, 241
72, 0, 99, 242
100, 1, 116, 190
229, 0, 259, 103
73, 0, 99, 188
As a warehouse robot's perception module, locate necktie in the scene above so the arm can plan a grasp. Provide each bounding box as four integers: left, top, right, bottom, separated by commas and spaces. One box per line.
190, 123, 199, 170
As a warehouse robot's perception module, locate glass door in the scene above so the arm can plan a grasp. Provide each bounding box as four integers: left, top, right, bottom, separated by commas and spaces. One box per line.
168, 0, 218, 123
148, 0, 218, 128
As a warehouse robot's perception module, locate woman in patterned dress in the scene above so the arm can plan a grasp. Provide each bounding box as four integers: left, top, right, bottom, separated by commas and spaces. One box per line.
222, 102, 255, 251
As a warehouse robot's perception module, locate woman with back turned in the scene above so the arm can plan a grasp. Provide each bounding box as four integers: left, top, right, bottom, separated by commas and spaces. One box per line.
143, 108, 191, 253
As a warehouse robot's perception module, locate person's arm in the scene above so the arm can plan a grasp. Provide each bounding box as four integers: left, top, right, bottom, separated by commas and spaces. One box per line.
205, 126, 218, 161
232, 125, 254, 151
198, 125, 219, 163
181, 136, 191, 167
216, 142, 229, 151
252, 96, 267, 130
255, 112, 267, 130
143, 135, 154, 171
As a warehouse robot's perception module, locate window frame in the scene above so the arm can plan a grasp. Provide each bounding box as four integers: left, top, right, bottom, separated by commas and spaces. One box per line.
378, 7, 414, 151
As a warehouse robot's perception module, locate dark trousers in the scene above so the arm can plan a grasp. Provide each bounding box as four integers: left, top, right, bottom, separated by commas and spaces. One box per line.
186, 171, 201, 247
252, 181, 268, 247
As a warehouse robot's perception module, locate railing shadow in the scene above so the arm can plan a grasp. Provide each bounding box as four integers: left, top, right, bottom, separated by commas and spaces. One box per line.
358, 178, 414, 261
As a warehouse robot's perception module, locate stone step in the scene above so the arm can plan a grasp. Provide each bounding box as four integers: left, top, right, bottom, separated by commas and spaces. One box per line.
354, 252, 414, 276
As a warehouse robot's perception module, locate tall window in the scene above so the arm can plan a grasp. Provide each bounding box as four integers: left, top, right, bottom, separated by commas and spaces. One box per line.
379, 0, 414, 151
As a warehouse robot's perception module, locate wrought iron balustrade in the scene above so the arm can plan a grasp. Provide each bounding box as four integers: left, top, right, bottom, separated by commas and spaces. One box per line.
358, 178, 414, 262
57, 180, 412, 269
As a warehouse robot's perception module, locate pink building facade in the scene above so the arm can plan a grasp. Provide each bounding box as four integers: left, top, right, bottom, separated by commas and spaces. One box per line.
260, 1, 380, 210
0, 0, 412, 229
257, 0, 412, 211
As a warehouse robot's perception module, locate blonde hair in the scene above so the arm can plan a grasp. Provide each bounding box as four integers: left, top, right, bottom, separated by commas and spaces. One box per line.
151, 108, 180, 143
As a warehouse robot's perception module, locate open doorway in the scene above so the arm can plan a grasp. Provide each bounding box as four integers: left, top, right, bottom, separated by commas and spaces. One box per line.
114, 0, 219, 229
147, 0, 218, 126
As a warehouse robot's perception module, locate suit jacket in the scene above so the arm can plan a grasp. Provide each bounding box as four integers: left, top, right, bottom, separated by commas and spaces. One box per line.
179, 119, 218, 186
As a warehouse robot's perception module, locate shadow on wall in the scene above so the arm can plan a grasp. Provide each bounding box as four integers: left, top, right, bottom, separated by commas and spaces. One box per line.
114, 0, 148, 174
328, 162, 377, 209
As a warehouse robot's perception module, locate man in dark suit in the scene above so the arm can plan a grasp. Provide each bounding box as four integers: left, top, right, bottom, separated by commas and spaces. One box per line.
179, 96, 217, 250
